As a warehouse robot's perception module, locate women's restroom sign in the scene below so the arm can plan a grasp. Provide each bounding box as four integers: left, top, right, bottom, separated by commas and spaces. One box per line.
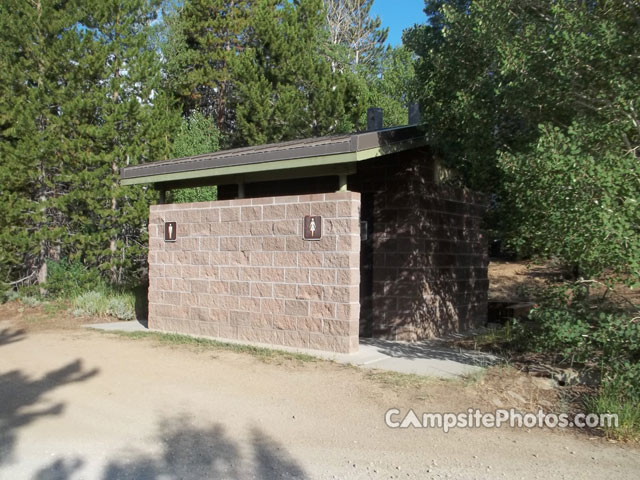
303, 216, 322, 240
164, 222, 177, 242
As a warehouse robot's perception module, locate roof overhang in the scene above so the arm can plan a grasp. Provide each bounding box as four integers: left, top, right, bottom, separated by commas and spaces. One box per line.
120, 125, 428, 187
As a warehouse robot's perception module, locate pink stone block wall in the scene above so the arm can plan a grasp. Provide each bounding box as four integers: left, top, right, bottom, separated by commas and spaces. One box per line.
148, 192, 361, 353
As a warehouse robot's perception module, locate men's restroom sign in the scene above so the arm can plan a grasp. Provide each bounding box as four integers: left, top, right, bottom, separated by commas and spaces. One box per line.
303, 215, 322, 241
164, 222, 177, 242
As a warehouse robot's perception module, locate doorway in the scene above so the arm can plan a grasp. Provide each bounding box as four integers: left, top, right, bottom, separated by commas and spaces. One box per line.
359, 193, 374, 337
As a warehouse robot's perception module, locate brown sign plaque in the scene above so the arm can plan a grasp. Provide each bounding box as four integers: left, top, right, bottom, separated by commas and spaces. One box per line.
303, 215, 322, 241
164, 222, 177, 242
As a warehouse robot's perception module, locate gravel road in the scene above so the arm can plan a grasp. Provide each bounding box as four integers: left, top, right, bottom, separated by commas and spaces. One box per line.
1, 322, 638, 479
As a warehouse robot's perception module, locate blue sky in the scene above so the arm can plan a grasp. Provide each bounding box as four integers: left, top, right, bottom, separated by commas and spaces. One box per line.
370, 0, 427, 46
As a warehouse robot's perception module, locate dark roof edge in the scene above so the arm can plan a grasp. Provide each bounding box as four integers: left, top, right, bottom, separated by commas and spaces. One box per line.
121, 125, 427, 181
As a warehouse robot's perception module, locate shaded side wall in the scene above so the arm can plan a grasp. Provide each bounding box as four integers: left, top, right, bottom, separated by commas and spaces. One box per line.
349, 150, 489, 340
148, 192, 361, 353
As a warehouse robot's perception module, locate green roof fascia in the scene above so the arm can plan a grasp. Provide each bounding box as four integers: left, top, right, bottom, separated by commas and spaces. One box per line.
354, 136, 427, 161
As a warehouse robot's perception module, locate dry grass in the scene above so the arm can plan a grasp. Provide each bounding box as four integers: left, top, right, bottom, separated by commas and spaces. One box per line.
0, 300, 108, 332
102, 329, 319, 365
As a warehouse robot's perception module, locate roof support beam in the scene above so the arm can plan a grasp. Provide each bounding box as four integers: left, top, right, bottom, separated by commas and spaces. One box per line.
157, 186, 166, 204
338, 174, 348, 192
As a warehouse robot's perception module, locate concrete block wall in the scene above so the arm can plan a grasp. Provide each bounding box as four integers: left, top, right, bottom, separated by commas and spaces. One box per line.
350, 151, 489, 340
372, 182, 489, 340
148, 192, 361, 353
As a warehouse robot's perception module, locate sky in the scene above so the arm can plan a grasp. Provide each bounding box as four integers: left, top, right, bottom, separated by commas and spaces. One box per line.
370, 0, 428, 47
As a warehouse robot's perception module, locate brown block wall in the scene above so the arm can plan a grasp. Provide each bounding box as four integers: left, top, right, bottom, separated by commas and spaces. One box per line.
350, 150, 489, 340
371, 184, 489, 339
148, 192, 361, 353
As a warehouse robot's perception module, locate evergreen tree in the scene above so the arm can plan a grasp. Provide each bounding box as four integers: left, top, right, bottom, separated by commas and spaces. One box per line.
233, 0, 363, 146
164, 0, 255, 133
0, 0, 84, 286
0, 0, 179, 288
169, 112, 220, 203
67, 0, 179, 285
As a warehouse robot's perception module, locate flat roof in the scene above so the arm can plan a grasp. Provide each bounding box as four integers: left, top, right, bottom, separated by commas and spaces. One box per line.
120, 125, 427, 187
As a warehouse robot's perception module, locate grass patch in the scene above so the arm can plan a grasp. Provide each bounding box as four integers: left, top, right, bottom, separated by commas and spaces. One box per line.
585, 383, 640, 442
451, 321, 529, 358
42, 300, 69, 316
23, 314, 44, 325
459, 368, 489, 386
363, 369, 445, 389
2, 259, 140, 324
108, 330, 318, 364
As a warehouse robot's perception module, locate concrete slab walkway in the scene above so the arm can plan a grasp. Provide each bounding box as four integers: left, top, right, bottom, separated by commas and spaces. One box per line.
86, 321, 500, 379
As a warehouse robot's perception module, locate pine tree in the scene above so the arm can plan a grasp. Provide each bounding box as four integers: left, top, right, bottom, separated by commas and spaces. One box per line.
233, 0, 363, 146
65, 0, 179, 285
169, 112, 220, 203
0, 1, 179, 289
0, 0, 84, 286
164, 0, 255, 133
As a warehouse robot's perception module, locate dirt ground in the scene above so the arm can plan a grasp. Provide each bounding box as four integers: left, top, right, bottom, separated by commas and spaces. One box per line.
1, 305, 639, 479
488, 260, 640, 305
488, 261, 559, 302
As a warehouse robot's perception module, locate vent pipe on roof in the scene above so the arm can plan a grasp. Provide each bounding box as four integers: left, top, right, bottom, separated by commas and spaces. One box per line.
408, 103, 421, 125
367, 107, 383, 131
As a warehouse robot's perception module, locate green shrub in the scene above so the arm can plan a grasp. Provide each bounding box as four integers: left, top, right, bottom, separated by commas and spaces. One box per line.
1, 288, 19, 304
72, 290, 136, 321
20, 296, 42, 308
524, 283, 640, 439
526, 285, 594, 364
72, 291, 109, 317
526, 285, 640, 366
44, 259, 103, 298
16, 284, 42, 299
106, 295, 136, 321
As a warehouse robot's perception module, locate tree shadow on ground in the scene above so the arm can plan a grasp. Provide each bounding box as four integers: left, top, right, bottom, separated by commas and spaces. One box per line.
33, 415, 307, 480
103, 415, 241, 480
0, 327, 26, 347
0, 360, 99, 466
360, 337, 500, 367
32, 458, 85, 480
251, 427, 307, 480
